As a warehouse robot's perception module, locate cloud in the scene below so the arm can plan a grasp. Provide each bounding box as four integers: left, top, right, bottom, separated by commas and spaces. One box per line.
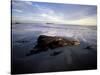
64, 16, 97, 25
12, 1, 35, 14
33, 4, 65, 23
13, 9, 23, 13
12, 1, 97, 25
25, 1, 33, 5
74, 16, 97, 25
63, 6, 97, 20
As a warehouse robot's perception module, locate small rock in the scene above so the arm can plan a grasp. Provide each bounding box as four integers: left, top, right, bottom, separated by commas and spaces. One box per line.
50, 51, 62, 56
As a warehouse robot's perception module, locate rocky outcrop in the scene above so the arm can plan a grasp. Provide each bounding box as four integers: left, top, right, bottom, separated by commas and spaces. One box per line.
26, 35, 80, 56
84, 45, 97, 50
35, 35, 80, 49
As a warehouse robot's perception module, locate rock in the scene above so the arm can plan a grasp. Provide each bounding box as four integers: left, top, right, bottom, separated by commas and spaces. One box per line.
50, 51, 62, 56
16, 40, 29, 43
26, 35, 80, 56
84, 45, 97, 50
35, 35, 80, 49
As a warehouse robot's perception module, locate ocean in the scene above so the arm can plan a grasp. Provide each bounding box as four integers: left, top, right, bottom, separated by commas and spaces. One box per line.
11, 23, 97, 74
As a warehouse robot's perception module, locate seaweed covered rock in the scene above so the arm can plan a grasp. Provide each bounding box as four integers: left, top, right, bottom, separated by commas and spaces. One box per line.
26, 35, 80, 56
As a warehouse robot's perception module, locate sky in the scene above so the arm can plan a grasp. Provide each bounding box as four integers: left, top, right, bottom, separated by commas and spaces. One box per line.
12, 1, 97, 26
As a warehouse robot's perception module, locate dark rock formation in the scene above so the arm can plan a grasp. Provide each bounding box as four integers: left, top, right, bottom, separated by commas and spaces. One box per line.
26, 35, 80, 56
84, 45, 97, 50
50, 51, 62, 56
16, 40, 29, 43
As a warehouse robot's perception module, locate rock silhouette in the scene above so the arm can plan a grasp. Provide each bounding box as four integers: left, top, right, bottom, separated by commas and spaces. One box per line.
84, 45, 97, 50
26, 35, 80, 56
50, 51, 62, 56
